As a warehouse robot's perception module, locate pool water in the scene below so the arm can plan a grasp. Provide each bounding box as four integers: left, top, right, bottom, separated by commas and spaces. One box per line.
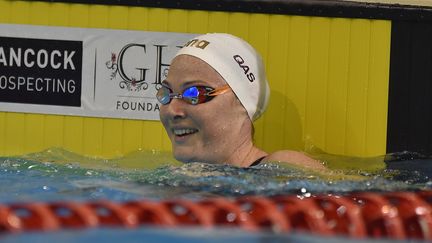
1, 148, 431, 242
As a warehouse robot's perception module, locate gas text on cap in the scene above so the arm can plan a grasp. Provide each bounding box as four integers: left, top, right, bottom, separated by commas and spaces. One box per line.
233, 55, 255, 82
183, 39, 210, 49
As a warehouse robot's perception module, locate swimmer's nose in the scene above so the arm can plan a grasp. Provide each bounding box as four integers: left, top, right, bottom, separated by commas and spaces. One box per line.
164, 98, 186, 120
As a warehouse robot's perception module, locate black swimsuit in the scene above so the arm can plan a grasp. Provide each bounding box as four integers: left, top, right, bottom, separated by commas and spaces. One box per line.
250, 156, 266, 167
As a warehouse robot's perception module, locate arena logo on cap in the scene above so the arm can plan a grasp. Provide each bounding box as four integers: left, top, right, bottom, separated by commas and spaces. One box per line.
183, 39, 210, 49
233, 54, 255, 82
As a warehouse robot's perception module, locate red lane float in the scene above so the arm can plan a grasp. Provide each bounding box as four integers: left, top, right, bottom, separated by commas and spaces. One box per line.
1, 191, 432, 240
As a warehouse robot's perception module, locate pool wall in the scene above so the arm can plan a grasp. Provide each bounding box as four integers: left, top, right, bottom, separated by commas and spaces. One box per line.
0, 0, 427, 158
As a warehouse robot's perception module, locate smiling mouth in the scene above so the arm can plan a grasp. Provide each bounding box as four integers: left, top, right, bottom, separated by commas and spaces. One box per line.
172, 128, 198, 137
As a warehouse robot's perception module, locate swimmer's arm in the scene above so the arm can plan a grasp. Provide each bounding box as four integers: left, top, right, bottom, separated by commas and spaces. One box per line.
263, 150, 327, 171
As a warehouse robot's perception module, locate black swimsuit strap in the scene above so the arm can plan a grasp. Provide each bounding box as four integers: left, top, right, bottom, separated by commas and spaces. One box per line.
250, 156, 266, 167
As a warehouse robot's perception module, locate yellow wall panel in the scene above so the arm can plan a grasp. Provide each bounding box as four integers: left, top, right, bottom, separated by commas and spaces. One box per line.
0, 1, 391, 158
167, 9, 188, 32
69, 4, 89, 27
0, 113, 5, 154
102, 119, 123, 157
286, 16, 310, 150
44, 115, 64, 148
83, 117, 103, 156
141, 122, 166, 151
122, 119, 143, 154
228, 12, 249, 41
208, 11, 228, 33
0, 0, 11, 22
249, 14, 269, 148
187, 10, 209, 33
261, 14, 288, 151
5, 113, 25, 155
9, 1, 30, 24
63, 116, 83, 154
147, 8, 168, 32
161, 124, 172, 151
248, 14, 269, 56
346, 19, 371, 155
365, 20, 390, 155
89, 4, 109, 28
108, 5, 129, 29
325, 18, 350, 155
48, 2, 69, 26
305, 17, 330, 150
29, 1, 50, 25
128, 7, 148, 31
24, 114, 44, 152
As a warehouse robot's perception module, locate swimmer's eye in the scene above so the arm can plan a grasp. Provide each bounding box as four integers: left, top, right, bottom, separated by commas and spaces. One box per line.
156, 84, 230, 105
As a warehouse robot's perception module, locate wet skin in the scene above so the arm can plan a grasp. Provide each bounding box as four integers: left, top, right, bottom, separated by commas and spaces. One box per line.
159, 55, 266, 167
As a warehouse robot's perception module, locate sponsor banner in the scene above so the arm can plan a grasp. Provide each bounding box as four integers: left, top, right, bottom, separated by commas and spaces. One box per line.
0, 24, 195, 120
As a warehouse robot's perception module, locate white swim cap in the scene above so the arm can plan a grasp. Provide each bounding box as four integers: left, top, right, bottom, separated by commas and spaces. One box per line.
174, 33, 270, 121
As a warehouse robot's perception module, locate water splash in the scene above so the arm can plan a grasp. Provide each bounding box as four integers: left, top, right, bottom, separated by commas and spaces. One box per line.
1, 148, 431, 202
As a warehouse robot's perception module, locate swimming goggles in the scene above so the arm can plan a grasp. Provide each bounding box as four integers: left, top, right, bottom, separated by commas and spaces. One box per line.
156, 84, 231, 105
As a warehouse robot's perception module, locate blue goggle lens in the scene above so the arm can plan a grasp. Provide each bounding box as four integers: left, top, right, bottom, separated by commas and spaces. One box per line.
182, 86, 200, 104
157, 86, 173, 105
156, 86, 212, 105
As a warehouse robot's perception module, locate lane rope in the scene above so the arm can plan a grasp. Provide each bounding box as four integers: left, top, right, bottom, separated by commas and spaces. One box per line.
1, 191, 432, 240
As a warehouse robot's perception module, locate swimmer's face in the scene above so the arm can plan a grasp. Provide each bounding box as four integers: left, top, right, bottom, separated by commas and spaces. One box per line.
159, 55, 249, 164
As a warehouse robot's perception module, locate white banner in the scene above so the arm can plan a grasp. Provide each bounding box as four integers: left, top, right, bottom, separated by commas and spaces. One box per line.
0, 24, 195, 120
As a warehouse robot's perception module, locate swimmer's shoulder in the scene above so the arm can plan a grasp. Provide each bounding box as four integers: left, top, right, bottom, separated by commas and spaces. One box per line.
262, 150, 326, 170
